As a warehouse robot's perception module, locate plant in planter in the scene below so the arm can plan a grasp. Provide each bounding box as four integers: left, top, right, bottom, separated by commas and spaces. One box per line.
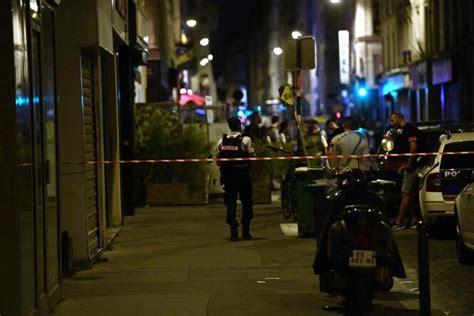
135, 105, 212, 205
250, 140, 294, 203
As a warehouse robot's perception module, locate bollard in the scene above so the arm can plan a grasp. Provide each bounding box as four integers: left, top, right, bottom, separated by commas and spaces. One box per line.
417, 221, 431, 316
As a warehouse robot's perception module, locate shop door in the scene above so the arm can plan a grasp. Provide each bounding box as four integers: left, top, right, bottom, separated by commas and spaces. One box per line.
81, 51, 101, 259
29, 4, 61, 309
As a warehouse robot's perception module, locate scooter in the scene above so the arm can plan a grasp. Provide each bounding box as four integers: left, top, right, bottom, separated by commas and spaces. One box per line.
313, 169, 406, 312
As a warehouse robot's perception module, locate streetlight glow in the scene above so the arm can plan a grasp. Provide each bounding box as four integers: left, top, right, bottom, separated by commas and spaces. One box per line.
199, 38, 209, 47
273, 47, 283, 56
186, 19, 197, 28
291, 31, 303, 39
208, 54, 214, 61
200, 58, 209, 66
358, 87, 367, 97
330, 0, 341, 3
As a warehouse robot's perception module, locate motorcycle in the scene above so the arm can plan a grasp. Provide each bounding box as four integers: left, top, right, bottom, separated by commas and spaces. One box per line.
313, 169, 406, 312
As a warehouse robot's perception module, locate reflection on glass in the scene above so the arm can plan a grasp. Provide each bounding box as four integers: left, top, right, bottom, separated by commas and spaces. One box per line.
13, 0, 35, 314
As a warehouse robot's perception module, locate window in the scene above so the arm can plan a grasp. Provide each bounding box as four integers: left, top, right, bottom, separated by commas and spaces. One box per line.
373, 1, 381, 34
441, 141, 474, 169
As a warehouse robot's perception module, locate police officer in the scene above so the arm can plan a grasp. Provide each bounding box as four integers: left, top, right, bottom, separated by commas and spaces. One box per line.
217, 117, 256, 241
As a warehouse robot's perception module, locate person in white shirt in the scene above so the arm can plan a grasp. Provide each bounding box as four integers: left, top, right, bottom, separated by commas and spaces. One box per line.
329, 117, 370, 171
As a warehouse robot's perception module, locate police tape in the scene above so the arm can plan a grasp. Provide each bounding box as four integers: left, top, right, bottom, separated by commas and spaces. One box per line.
62, 151, 474, 165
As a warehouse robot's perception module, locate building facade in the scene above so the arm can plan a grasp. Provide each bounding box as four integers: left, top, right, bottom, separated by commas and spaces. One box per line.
379, 0, 473, 125
0, 1, 149, 314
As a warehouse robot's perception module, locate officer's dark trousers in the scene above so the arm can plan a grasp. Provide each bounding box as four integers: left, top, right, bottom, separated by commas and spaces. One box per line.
222, 168, 253, 228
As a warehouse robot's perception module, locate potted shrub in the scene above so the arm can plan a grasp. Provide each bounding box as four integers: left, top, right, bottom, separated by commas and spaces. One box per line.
135, 105, 212, 206
250, 140, 293, 204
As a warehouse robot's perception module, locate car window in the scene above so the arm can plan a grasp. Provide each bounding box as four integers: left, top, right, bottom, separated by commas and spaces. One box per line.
440, 141, 474, 169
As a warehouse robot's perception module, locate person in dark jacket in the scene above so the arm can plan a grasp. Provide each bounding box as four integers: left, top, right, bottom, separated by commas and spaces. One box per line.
217, 117, 256, 241
243, 112, 262, 140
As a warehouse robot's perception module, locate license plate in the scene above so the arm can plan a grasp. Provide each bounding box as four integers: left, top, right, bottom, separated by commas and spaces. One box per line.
349, 250, 376, 268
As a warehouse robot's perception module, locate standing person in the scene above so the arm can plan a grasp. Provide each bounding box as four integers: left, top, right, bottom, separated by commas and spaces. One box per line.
269, 115, 280, 143
388, 112, 421, 230
326, 118, 345, 144
306, 120, 329, 166
329, 117, 370, 170
260, 124, 273, 144
243, 112, 262, 140
217, 117, 256, 241
279, 119, 292, 145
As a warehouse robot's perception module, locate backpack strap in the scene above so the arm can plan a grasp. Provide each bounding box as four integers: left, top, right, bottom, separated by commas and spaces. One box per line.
350, 132, 364, 168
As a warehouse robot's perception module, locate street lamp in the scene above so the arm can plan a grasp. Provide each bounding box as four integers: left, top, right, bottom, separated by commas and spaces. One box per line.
358, 87, 367, 97
273, 47, 283, 56
199, 37, 209, 47
186, 19, 197, 28
200, 58, 209, 67
207, 54, 214, 61
291, 31, 303, 39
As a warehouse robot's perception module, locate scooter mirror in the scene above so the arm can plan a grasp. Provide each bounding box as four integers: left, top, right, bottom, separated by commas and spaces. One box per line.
381, 138, 395, 152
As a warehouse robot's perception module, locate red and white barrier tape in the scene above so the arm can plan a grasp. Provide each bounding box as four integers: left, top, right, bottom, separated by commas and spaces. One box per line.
62, 151, 474, 165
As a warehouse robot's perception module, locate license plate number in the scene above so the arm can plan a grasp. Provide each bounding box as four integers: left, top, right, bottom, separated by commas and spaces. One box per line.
349, 250, 376, 268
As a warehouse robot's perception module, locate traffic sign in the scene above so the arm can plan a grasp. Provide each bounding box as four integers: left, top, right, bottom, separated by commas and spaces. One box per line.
205, 95, 213, 106
283, 36, 316, 71
279, 84, 294, 106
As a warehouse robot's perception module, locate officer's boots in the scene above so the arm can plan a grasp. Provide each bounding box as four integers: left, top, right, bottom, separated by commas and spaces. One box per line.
242, 225, 253, 240
230, 226, 238, 242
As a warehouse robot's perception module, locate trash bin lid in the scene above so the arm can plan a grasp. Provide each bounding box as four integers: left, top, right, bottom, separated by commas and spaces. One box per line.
295, 167, 310, 173
314, 179, 331, 186
295, 167, 325, 173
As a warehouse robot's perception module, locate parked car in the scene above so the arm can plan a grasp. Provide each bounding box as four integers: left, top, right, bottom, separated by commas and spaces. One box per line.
419, 131, 474, 227
455, 183, 474, 265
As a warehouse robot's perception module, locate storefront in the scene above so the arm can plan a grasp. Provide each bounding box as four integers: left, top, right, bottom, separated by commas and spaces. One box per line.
431, 56, 460, 122
409, 61, 429, 122
1, 1, 62, 314
380, 70, 410, 125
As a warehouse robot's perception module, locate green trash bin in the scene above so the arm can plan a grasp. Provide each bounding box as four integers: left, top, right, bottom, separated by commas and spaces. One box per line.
304, 179, 332, 241
294, 167, 325, 238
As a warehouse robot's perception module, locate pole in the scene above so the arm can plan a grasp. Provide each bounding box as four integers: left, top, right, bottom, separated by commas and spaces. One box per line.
417, 221, 431, 316
294, 39, 309, 164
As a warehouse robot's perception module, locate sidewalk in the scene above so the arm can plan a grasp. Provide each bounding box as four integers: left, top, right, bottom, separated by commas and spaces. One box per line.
53, 201, 421, 315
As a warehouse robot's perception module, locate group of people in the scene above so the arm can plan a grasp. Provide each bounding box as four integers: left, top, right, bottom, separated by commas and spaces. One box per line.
216, 111, 421, 241
242, 113, 292, 145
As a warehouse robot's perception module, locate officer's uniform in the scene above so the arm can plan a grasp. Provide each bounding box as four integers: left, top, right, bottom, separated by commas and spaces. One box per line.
217, 132, 255, 240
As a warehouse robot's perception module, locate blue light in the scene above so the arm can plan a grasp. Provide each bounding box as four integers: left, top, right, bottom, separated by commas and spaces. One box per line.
194, 108, 206, 116
15, 96, 29, 108
358, 88, 367, 97
237, 110, 245, 118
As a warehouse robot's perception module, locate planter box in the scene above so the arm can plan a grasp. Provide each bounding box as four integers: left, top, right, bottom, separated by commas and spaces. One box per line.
146, 183, 208, 206
253, 181, 272, 204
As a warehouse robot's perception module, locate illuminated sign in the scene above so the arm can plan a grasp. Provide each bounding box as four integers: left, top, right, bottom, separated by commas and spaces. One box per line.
338, 31, 350, 84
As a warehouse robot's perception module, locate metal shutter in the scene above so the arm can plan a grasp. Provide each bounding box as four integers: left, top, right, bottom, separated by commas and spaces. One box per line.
81, 51, 101, 259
